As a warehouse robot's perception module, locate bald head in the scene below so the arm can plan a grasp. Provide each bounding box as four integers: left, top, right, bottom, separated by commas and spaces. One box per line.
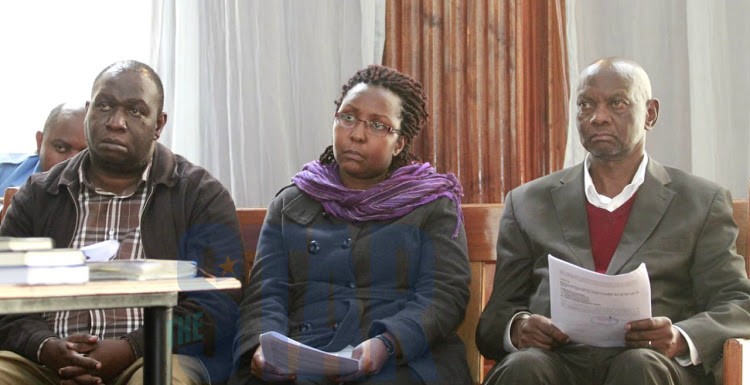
36, 103, 87, 171
579, 57, 653, 103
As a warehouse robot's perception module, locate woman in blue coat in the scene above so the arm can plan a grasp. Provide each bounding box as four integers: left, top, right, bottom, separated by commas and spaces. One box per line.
231, 65, 472, 385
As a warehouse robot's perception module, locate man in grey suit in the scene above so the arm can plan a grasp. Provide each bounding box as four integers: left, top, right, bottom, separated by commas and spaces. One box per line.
476, 57, 750, 385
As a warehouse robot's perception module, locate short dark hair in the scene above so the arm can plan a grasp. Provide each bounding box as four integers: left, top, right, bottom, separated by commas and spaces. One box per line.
319, 65, 429, 171
92, 60, 164, 114
42, 103, 65, 135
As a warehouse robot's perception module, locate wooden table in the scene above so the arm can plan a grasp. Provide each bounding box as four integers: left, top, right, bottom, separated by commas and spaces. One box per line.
0, 277, 241, 384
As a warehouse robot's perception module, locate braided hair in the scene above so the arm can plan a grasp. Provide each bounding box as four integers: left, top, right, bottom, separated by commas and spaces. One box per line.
319, 65, 428, 172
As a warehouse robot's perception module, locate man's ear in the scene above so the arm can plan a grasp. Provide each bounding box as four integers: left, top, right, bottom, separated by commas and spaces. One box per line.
35, 131, 43, 153
155, 112, 168, 140
645, 98, 659, 130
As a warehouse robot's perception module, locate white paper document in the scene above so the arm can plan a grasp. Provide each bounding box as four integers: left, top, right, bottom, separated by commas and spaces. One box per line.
81, 240, 120, 262
259, 331, 359, 376
548, 255, 651, 347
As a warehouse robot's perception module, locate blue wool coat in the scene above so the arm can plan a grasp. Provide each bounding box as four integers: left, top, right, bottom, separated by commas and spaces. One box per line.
234, 186, 472, 385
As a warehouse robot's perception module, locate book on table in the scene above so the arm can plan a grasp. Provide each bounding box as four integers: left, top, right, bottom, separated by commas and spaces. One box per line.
87, 259, 197, 281
0, 264, 89, 285
0, 237, 92, 285
0, 248, 85, 267
0, 237, 54, 251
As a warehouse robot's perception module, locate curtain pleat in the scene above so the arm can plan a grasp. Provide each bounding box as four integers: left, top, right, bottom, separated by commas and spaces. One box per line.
152, 0, 386, 206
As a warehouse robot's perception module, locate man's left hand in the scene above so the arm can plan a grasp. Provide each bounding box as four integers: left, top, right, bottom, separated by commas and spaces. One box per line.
624, 316, 688, 358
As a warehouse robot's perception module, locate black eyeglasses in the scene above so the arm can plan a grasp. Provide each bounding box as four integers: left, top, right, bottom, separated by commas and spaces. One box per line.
334, 112, 399, 137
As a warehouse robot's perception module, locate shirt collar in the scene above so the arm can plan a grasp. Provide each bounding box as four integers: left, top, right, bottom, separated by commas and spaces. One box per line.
583, 153, 648, 212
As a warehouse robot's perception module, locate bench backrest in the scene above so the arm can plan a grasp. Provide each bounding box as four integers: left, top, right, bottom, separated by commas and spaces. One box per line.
0, 187, 19, 225
237, 200, 750, 384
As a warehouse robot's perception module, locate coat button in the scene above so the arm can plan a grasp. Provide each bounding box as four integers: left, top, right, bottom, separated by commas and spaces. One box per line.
300, 323, 311, 332
333, 322, 340, 331
347, 282, 356, 289
308, 240, 320, 254
341, 238, 352, 249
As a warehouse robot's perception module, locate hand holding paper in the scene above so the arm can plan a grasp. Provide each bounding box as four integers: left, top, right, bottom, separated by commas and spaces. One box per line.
548, 255, 652, 347
259, 331, 358, 377
512, 314, 569, 350
624, 316, 689, 357
252, 345, 297, 383
333, 336, 391, 382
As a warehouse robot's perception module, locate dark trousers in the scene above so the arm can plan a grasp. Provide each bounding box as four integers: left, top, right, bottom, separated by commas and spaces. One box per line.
483, 345, 713, 385
229, 363, 425, 385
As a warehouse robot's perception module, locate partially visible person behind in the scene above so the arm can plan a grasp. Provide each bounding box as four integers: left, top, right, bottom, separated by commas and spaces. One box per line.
0, 60, 244, 385
231, 65, 472, 385
476, 57, 750, 385
0, 102, 87, 193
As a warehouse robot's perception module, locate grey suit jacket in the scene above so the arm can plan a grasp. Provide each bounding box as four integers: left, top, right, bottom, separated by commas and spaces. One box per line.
476, 159, 750, 376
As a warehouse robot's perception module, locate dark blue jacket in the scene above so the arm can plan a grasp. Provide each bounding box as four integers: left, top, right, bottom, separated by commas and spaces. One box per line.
235, 186, 471, 385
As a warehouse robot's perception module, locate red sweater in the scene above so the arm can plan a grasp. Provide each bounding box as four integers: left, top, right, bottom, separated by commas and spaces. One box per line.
586, 195, 637, 274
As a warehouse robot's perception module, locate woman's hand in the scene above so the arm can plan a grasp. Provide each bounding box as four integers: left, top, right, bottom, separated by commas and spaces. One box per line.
250, 345, 297, 382
333, 336, 390, 382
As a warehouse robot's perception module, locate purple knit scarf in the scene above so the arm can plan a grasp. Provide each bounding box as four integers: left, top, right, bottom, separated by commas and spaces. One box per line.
292, 161, 464, 238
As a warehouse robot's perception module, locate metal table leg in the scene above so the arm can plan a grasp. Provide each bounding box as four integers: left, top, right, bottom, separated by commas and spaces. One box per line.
144, 306, 173, 385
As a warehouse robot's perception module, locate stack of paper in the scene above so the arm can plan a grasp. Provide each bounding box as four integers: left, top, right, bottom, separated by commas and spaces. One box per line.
259, 331, 359, 376
548, 255, 651, 347
0, 237, 88, 285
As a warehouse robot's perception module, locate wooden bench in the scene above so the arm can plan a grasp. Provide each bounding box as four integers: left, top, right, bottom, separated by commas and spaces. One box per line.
238, 199, 750, 384
0, 187, 18, 225
726, 198, 750, 385
3, 186, 747, 383
0, 184, 750, 385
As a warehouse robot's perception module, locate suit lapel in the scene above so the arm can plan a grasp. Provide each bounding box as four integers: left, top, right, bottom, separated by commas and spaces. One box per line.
551, 166, 596, 271
606, 160, 675, 274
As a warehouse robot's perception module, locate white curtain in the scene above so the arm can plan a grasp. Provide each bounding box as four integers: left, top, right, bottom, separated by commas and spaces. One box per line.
0, 0, 152, 154
151, 0, 385, 207
566, 0, 750, 199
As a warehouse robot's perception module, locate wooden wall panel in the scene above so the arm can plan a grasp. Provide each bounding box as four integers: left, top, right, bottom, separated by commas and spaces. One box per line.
384, 0, 568, 203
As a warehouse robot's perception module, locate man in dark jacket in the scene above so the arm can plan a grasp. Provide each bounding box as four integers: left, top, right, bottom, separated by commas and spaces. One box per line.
0, 60, 244, 385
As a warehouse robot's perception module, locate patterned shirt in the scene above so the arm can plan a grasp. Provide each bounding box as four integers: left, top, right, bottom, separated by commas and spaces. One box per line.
44, 157, 152, 339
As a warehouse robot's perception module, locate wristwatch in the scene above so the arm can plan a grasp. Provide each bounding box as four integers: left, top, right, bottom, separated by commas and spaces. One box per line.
374, 334, 395, 357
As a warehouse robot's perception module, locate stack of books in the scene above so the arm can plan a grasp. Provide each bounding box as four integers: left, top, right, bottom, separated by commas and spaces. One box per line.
87, 259, 197, 281
0, 237, 89, 285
